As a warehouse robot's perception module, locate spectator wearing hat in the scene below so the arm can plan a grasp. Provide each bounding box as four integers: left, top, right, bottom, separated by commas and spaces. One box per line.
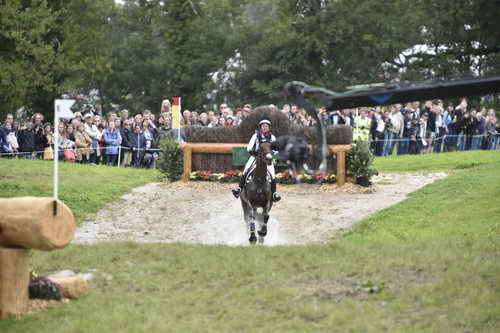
75, 123, 92, 163
120, 109, 130, 123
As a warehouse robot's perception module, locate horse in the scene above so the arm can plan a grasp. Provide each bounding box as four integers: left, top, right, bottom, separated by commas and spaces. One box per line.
239, 141, 274, 244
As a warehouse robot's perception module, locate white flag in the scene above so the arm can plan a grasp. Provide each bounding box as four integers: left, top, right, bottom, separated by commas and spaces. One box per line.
55, 99, 76, 119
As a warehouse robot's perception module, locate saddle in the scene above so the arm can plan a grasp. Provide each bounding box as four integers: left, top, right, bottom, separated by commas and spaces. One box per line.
244, 167, 272, 184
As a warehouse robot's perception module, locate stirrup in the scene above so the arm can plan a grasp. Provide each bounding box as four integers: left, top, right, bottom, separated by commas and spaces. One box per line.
272, 193, 281, 202
232, 188, 241, 199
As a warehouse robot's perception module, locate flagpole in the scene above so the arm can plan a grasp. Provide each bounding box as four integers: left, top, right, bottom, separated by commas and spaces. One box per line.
53, 99, 75, 215
54, 101, 59, 202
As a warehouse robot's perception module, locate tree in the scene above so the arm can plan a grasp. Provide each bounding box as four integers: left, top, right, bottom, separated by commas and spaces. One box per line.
0, 0, 63, 119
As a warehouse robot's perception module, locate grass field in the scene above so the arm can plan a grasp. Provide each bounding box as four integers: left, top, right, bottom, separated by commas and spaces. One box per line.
1, 152, 499, 332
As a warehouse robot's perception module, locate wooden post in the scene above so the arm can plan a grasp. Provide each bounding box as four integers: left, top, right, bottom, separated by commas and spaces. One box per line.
0, 247, 29, 319
336, 150, 346, 186
182, 145, 192, 182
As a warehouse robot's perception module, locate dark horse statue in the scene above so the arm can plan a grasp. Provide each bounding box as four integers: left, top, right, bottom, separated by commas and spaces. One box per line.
240, 141, 274, 244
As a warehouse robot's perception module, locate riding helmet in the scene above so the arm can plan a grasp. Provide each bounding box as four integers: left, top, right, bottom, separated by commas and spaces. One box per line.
257, 116, 272, 127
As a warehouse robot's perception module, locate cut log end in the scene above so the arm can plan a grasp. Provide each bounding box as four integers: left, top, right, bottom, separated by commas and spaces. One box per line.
0, 197, 76, 250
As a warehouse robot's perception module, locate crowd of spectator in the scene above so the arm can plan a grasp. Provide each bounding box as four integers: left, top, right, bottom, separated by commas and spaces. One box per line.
1, 97, 499, 168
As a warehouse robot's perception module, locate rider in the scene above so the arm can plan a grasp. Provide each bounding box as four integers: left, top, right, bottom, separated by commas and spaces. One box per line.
232, 116, 281, 202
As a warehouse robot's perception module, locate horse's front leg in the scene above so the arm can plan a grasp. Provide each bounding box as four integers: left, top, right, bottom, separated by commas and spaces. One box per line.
258, 209, 270, 239
248, 208, 257, 244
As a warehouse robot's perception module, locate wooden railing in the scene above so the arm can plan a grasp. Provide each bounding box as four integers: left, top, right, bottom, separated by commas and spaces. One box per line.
178, 143, 352, 186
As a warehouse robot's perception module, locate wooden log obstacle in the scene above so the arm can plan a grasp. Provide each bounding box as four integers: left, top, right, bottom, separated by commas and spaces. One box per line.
179, 143, 352, 186
0, 197, 75, 319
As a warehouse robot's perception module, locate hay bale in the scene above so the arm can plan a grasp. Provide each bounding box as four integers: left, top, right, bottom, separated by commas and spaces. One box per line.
291, 125, 352, 145
183, 126, 241, 143
238, 105, 292, 141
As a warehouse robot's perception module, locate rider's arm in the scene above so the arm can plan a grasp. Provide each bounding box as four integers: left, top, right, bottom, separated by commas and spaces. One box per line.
247, 133, 258, 153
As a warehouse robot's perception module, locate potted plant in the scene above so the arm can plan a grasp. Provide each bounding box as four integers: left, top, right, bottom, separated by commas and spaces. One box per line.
347, 141, 378, 187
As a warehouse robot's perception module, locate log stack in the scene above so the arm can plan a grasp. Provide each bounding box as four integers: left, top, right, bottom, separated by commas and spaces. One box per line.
0, 197, 75, 319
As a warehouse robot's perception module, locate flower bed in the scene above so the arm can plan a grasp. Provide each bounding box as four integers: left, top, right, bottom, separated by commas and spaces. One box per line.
190, 169, 336, 184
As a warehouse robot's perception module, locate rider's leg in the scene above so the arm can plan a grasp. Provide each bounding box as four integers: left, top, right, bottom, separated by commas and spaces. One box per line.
233, 157, 254, 198
268, 164, 281, 202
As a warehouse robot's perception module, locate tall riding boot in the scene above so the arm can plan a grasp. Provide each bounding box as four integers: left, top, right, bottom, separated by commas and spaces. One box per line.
271, 179, 281, 202
232, 173, 246, 199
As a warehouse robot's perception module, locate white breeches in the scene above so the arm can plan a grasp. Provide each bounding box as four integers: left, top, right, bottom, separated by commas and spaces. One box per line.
243, 156, 275, 179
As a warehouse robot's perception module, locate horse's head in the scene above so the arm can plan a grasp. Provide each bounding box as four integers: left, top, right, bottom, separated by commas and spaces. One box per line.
258, 142, 273, 166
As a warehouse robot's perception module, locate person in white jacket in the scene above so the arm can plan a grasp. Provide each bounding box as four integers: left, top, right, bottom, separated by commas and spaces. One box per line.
83, 113, 101, 164
232, 117, 281, 202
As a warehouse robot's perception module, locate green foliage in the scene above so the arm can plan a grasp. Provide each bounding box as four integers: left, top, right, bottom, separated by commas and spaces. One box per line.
157, 136, 183, 181
347, 141, 378, 182
1, 0, 499, 119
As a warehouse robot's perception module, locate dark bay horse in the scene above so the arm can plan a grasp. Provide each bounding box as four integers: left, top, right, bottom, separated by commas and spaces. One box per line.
240, 141, 273, 244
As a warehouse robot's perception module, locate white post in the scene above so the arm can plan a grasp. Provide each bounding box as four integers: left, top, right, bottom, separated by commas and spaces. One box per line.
53, 99, 75, 204
53, 102, 59, 202
117, 145, 121, 168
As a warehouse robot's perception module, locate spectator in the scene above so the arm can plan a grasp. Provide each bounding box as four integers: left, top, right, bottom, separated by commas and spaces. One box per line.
120, 120, 133, 167
2, 122, 17, 157
485, 112, 498, 150
372, 111, 386, 156
353, 109, 371, 142
83, 113, 101, 164
387, 105, 404, 155
4, 113, 14, 125
103, 121, 122, 166
471, 111, 486, 150
128, 124, 146, 168
143, 120, 158, 169
75, 123, 92, 163
120, 109, 130, 123
433, 102, 446, 153
409, 117, 420, 154
17, 120, 35, 159
398, 109, 413, 155
42, 123, 54, 160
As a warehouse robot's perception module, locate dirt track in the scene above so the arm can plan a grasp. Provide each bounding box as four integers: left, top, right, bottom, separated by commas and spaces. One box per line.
75, 172, 447, 246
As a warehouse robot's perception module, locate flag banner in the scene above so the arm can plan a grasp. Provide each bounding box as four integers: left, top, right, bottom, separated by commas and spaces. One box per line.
172, 97, 181, 129
55, 99, 76, 119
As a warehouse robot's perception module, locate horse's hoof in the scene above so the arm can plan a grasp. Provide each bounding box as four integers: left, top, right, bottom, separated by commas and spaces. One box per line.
258, 236, 265, 244
258, 224, 267, 237
249, 233, 257, 244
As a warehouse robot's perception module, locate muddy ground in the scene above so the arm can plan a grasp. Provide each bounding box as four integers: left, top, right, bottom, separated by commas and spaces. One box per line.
75, 172, 447, 246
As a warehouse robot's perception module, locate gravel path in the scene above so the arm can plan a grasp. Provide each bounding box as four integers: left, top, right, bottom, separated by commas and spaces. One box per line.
75, 172, 447, 246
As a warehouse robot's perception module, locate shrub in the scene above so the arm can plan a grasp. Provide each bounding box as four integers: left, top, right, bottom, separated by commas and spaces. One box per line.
157, 136, 183, 181
347, 141, 378, 186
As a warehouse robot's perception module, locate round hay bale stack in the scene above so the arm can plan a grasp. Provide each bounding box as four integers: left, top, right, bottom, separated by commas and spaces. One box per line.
238, 105, 292, 141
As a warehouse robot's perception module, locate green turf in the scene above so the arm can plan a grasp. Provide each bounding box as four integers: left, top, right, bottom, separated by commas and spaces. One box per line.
0, 159, 160, 223
373, 150, 500, 172
1, 152, 499, 332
